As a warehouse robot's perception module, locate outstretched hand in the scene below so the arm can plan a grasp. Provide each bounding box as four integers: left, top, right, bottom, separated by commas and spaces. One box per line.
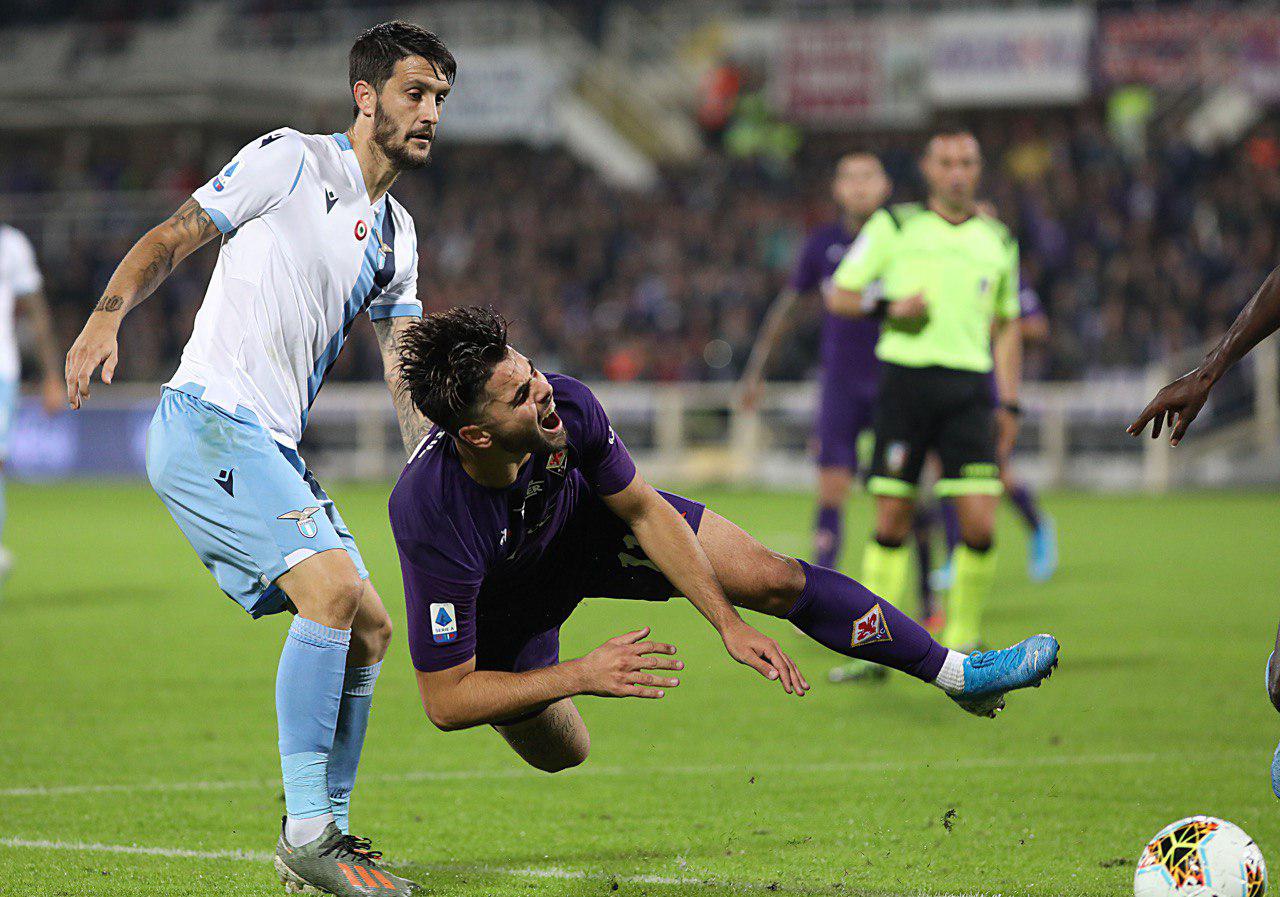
1127, 368, 1215, 446
721, 621, 809, 696
575, 627, 683, 699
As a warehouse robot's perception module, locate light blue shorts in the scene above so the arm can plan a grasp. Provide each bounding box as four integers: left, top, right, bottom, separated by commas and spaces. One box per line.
146, 386, 368, 618
0, 377, 16, 459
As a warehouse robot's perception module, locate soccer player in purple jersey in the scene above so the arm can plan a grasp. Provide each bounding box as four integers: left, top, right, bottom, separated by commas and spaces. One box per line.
387, 307, 1058, 766
740, 154, 890, 571
936, 283, 1058, 585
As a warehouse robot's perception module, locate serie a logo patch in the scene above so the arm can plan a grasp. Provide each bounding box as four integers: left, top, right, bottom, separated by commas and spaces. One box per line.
851, 603, 893, 648
430, 603, 457, 643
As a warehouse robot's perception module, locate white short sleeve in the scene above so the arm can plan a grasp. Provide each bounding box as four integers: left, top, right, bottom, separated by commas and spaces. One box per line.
191, 129, 307, 234
3, 227, 42, 296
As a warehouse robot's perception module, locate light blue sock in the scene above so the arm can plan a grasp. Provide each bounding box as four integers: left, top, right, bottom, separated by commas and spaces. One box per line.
328, 662, 381, 834
277, 616, 350, 820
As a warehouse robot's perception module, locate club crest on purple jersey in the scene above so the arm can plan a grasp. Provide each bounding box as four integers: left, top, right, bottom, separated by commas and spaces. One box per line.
547, 449, 568, 475
851, 602, 893, 648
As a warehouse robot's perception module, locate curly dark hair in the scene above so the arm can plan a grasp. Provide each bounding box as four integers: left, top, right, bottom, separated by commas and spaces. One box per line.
397, 307, 510, 435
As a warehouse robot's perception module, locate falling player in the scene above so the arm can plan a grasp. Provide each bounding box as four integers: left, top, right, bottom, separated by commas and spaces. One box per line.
62, 21, 450, 896
387, 306, 1058, 772
1, 221, 63, 578
1129, 261, 1280, 800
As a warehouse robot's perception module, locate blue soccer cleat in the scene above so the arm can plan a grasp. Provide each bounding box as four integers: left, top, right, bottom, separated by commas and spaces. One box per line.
1028, 516, 1059, 583
950, 634, 1060, 718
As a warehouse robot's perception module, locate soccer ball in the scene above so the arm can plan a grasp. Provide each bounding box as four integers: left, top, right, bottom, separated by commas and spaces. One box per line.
1134, 816, 1266, 897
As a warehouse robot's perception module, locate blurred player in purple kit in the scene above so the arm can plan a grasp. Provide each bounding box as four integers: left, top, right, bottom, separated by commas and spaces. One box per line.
739, 154, 940, 630
387, 306, 1059, 769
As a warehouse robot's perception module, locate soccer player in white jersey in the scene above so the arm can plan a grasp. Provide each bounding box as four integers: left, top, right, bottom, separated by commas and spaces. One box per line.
63, 22, 451, 895
0, 223, 63, 576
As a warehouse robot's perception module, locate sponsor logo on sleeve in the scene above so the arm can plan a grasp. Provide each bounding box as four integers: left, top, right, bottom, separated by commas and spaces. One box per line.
851, 602, 893, 648
430, 603, 458, 643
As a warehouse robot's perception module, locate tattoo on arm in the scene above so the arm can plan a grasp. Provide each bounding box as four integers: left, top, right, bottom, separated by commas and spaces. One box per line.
168, 198, 220, 245
138, 242, 176, 296
95, 295, 125, 312
373, 317, 433, 454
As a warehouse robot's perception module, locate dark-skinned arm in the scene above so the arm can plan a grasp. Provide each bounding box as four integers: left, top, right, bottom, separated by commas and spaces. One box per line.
1129, 267, 1280, 445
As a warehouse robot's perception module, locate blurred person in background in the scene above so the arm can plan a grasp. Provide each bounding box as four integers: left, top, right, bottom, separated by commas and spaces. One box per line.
0, 221, 63, 578
738, 155, 945, 669
826, 129, 1022, 668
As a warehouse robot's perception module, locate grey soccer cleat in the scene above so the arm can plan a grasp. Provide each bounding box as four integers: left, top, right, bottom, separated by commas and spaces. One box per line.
274, 818, 420, 894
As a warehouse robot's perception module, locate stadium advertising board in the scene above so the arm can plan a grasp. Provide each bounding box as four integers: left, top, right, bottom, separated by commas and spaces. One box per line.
1101, 10, 1280, 99
927, 7, 1094, 106
442, 46, 567, 142
773, 19, 927, 128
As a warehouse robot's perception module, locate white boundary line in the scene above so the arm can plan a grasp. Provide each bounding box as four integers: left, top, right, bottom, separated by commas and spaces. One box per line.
0, 837, 1000, 895
0, 750, 1245, 799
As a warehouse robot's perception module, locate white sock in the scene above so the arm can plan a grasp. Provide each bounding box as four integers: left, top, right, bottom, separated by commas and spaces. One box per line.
285, 812, 334, 846
932, 650, 967, 694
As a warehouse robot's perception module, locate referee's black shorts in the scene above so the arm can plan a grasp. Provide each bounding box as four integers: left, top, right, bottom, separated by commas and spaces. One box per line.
866, 362, 1001, 499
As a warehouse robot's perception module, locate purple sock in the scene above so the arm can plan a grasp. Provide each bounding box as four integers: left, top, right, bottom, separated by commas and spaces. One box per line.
813, 505, 842, 569
1009, 482, 1042, 531
911, 514, 938, 620
941, 499, 961, 554
787, 560, 948, 682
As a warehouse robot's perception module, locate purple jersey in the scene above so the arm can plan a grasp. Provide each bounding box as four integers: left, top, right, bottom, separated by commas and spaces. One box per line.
1018, 285, 1044, 320
389, 374, 637, 673
789, 221, 881, 391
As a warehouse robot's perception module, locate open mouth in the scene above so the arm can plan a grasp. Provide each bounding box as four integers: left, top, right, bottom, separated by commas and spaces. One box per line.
539, 402, 561, 433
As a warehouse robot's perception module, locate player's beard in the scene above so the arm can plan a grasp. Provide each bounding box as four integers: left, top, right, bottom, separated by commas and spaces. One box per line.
373, 101, 432, 171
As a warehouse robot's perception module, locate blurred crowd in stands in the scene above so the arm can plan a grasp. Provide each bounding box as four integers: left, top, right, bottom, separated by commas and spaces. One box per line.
4, 107, 1280, 386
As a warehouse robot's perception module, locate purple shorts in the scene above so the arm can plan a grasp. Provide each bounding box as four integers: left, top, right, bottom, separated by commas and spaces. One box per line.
815, 374, 878, 472
474, 489, 706, 678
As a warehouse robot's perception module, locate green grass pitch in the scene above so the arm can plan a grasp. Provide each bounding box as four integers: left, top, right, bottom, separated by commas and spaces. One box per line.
3, 481, 1279, 896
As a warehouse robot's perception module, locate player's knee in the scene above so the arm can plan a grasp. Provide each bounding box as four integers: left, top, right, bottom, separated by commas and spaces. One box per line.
353, 608, 393, 663
532, 734, 590, 773
318, 576, 365, 625
758, 555, 807, 616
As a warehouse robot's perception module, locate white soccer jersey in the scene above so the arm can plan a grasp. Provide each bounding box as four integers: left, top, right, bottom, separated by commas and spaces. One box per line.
0, 223, 43, 381
170, 128, 421, 448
